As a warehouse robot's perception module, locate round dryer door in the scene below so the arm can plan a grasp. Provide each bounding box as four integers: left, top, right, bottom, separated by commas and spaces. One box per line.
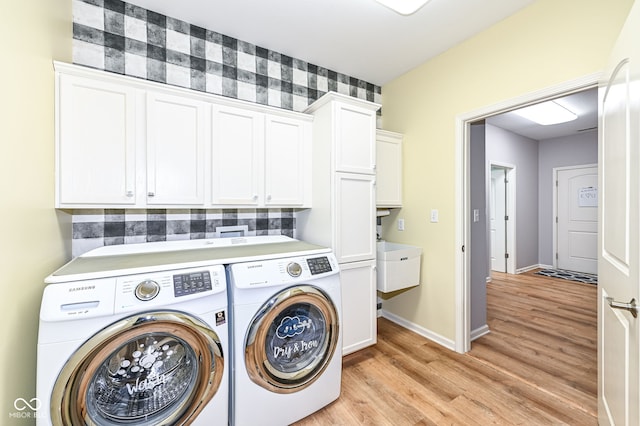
245, 285, 339, 393
50, 311, 224, 426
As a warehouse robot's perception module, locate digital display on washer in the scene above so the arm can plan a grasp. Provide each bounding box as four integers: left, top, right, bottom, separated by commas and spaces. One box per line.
173, 271, 212, 297
307, 256, 332, 275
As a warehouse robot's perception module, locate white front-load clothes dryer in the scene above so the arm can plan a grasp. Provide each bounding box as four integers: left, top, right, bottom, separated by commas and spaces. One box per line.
227, 244, 342, 426
36, 244, 230, 426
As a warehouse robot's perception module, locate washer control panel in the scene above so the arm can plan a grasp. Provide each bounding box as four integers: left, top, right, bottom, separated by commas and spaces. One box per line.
307, 256, 333, 275
173, 271, 212, 297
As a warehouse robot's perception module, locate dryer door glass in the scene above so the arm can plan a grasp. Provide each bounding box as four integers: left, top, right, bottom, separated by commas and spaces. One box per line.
245, 285, 339, 393
51, 311, 224, 426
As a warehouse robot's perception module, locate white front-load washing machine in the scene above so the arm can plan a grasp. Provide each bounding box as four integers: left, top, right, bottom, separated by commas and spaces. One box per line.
227, 241, 342, 426
37, 242, 231, 426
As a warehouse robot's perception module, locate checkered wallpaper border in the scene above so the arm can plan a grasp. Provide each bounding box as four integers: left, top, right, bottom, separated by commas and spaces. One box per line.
72, 0, 382, 112
72, 209, 297, 257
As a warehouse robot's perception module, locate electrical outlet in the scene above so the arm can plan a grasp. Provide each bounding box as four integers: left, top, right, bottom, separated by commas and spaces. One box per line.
430, 209, 439, 223
473, 209, 480, 223
397, 218, 405, 231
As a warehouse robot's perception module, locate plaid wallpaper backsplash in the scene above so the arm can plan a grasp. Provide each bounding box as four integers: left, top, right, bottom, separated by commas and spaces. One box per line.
70, 0, 382, 256
72, 209, 297, 257
72, 0, 381, 111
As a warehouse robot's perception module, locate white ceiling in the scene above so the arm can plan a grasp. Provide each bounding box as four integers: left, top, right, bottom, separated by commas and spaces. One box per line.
125, 0, 536, 86
486, 88, 598, 140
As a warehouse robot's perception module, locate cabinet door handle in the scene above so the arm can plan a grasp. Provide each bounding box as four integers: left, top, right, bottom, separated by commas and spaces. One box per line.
148, 192, 155, 197
126, 191, 134, 197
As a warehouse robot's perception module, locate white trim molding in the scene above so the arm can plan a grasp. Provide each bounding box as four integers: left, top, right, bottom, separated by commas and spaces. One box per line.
381, 310, 456, 351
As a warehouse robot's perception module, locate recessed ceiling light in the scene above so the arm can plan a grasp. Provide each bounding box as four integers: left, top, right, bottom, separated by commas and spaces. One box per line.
374, 0, 431, 15
513, 100, 578, 126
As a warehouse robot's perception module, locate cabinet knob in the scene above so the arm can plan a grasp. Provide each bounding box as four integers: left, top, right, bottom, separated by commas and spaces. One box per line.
252, 195, 258, 201
148, 192, 155, 197
126, 191, 134, 197
266, 195, 272, 201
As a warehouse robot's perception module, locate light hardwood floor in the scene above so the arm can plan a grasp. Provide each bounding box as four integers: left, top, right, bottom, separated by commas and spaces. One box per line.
295, 270, 598, 425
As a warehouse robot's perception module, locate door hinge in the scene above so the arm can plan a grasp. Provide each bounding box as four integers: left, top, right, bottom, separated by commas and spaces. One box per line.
504, 215, 509, 221
556, 252, 559, 260
462, 245, 465, 252
556, 180, 558, 187
505, 253, 509, 259
555, 216, 558, 223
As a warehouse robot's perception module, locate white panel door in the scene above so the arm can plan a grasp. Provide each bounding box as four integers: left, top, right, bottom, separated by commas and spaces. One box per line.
211, 105, 263, 205
490, 167, 506, 272
334, 103, 376, 175
146, 91, 206, 205
557, 166, 598, 274
598, 1, 640, 424
334, 173, 376, 263
340, 259, 377, 355
57, 74, 136, 206
264, 115, 308, 207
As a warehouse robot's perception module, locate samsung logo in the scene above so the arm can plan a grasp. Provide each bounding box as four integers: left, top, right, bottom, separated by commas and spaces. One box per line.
69, 285, 95, 292
247, 265, 263, 269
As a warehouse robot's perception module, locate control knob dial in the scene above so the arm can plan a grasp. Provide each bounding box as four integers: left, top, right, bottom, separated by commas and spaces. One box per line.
135, 279, 160, 301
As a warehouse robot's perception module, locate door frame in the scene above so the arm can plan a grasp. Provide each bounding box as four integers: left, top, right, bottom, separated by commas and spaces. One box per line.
489, 162, 517, 275
553, 164, 598, 271
454, 73, 601, 353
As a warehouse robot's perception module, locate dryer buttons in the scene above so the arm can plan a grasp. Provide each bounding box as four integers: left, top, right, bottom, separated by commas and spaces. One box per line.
135, 279, 160, 301
286, 262, 303, 277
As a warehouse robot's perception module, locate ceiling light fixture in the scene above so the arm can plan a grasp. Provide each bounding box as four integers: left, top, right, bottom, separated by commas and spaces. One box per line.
374, 0, 431, 15
513, 100, 578, 126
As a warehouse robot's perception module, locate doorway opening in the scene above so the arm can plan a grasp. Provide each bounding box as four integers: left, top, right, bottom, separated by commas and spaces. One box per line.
455, 74, 600, 353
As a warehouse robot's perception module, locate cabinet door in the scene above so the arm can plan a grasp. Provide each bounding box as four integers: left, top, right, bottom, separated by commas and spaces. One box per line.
264, 115, 310, 207
334, 102, 376, 175
146, 91, 206, 205
376, 131, 403, 207
340, 260, 377, 355
57, 74, 136, 206
211, 105, 263, 205
334, 173, 376, 263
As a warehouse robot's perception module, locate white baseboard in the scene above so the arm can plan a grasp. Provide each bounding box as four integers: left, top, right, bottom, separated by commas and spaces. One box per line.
470, 324, 490, 341
380, 310, 456, 351
516, 263, 553, 274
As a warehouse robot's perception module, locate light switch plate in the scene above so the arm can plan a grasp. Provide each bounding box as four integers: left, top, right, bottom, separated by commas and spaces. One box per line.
473, 209, 479, 223
397, 218, 405, 231
430, 209, 439, 223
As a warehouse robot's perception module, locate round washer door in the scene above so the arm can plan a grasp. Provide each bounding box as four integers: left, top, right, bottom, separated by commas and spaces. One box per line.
245, 285, 339, 393
51, 310, 224, 426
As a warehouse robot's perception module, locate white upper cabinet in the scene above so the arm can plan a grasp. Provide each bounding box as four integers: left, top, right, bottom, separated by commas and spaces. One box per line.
146, 91, 206, 206
334, 102, 377, 175
55, 62, 312, 209
210, 107, 312, 208
375, 130, 403, 207
264, 114, 311, 207
56, 73, 137, 207
211, 105, 263, 206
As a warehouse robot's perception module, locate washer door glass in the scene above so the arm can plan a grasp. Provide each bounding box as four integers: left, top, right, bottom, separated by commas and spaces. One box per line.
245, 285, 339, 393
51, 311, 224, 426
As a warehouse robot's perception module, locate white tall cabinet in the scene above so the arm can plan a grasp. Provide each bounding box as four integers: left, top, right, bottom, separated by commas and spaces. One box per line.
298, 92, 380, 355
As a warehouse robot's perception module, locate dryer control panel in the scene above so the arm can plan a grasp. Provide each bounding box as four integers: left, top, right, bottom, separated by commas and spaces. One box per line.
230, 253, 339, 289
